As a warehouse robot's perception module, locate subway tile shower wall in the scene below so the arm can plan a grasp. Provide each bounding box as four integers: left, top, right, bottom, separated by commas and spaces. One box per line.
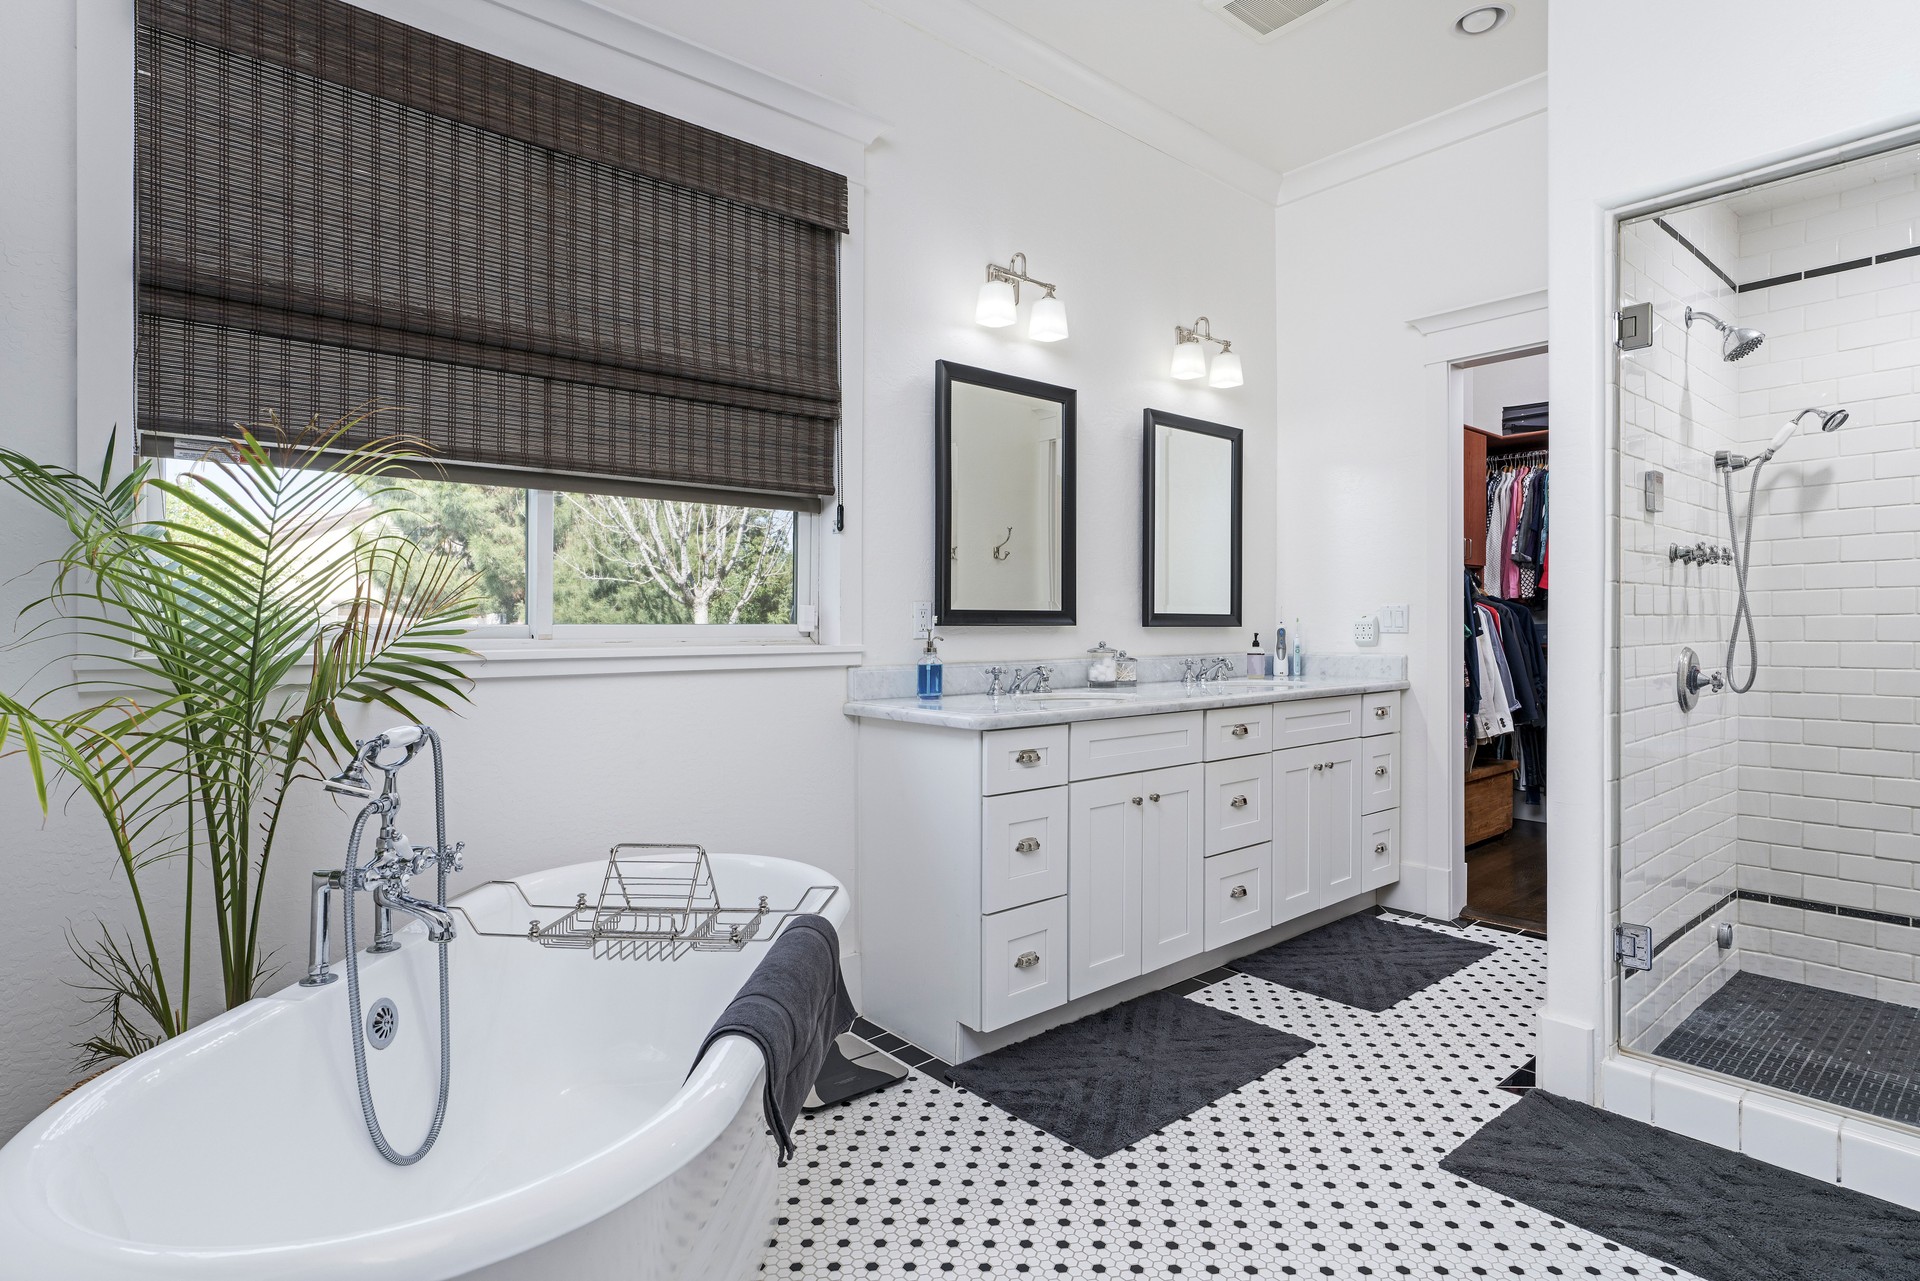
1617, 205, 1746, 1052
1731, 179, 1920, 1010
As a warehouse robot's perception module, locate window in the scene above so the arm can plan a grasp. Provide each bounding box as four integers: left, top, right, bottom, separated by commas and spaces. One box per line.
378, 479, 808, 639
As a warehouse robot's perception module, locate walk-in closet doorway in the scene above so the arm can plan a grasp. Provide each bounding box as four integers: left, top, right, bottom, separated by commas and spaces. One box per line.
1457, 348, 1549, 933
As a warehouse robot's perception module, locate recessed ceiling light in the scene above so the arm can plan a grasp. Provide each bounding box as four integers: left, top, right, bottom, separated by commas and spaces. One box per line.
1454, 4, 1511, 36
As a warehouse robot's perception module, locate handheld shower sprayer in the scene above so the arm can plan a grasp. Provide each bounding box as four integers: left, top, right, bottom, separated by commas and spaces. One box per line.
1718, 406, 1851, 695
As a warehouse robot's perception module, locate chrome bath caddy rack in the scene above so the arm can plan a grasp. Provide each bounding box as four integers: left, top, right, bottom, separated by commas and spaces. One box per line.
463, 843, 838, 961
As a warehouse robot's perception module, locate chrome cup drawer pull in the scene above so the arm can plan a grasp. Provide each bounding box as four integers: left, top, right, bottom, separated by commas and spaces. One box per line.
1229, 884, 1248, 900
1230, 723, 1250, 739
1374, 765, 1388, 777
1015, 748, 1042, 766
1374, 705, 1390, 718
1015, 836, 1041, 854
1229, 794, 1249, 809
1014, 951, 1040, 970
1374, 842, 1389, 855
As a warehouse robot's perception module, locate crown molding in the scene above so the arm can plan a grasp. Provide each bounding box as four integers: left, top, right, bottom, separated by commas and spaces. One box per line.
1277, 73, 1546, 207
865, 0, 1283, 204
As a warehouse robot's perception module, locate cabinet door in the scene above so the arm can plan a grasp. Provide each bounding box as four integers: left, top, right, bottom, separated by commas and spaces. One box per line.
1140, 763, 1204, 973
1315, 739, 1362, 904
1360, 734, 1400, 815
979, 896, 1068, 1031
1271, 744, 1321, 924
1069, 773, 1143, 998
1464, 427, 1488, 568
1206, 754, 1272, 856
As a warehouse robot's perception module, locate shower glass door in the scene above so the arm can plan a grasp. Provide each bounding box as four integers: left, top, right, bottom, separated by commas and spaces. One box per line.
1613, 141, 1920, 1133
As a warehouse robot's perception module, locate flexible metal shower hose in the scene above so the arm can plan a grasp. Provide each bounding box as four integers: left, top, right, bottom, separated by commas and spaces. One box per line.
340, 728, 453, 1165
1723, 460, 1766, 694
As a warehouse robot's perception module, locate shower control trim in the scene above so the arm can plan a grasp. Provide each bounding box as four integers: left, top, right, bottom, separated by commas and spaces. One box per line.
1676, 646, 1724, 712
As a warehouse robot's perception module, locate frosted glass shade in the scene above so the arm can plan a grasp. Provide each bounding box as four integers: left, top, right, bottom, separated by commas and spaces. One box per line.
1169, 340, 1207, 380
1207, 349, 1244, 389
1028, 293, 1069, 342
975, 279, 1017, 327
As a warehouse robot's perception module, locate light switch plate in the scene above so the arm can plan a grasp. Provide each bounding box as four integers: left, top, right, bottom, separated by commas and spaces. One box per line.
1353, 615, 1379, 647
1379, 604, 1409, 634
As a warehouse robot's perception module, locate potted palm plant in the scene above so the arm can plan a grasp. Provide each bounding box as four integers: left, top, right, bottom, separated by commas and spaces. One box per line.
0, 413, 480, 1069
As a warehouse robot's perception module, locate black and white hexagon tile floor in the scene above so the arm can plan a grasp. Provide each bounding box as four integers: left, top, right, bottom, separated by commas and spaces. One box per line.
767, 919, 1696, 1280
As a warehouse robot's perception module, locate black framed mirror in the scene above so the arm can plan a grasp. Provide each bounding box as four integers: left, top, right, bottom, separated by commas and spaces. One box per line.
1142, 409, 1241, 627
935, 361, 1077, 626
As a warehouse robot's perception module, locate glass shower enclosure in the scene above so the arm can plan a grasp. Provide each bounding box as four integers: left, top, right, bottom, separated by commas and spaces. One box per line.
1613, 141, 1920, 1132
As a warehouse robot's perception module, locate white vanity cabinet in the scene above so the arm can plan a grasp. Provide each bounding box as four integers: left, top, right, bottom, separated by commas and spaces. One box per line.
854, 686, 1403, 1064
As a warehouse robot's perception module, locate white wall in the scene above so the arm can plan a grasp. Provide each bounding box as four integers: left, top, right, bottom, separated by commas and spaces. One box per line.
1467, 351, 1548, 435
1545, 0, 1920, 1101
0, 0, 1278, 1138
1274, 107, 1547, 920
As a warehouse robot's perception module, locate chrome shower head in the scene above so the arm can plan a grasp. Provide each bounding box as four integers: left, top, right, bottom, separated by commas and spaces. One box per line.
323, 759, 374, 799
1684, 306, 1766, 362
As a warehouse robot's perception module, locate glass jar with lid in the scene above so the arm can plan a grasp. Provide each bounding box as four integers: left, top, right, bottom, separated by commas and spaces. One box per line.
1086, 640, 1120, 688
1114, 649, 1139, 687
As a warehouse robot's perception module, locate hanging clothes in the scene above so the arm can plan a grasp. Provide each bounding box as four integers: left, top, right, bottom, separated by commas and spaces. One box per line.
1466, 584, 1549, 804
1481, 456, 1548, 602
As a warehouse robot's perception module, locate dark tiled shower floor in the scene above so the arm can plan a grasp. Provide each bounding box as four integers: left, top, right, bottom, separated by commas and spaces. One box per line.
1656, 970, 1920, 1126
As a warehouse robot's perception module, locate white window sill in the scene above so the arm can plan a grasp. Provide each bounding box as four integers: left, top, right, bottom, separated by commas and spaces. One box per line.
72, 641, 864, 685
459, 639, 864, 679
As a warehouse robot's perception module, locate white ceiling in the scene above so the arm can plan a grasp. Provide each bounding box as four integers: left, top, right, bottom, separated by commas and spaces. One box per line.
963, 0, 1547, 175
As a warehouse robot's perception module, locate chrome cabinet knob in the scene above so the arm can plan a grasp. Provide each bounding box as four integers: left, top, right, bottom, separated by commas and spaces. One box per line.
1014, 951, 1040, 970
1374, 706, 1390, 718
1374, 842, 1389, 855
1131, 796, 1144, 806
1229, 885, 1248, 900
1229, 794, 1248, 809
1148, 792, 1161, 802
1375, 765, 1388, 777
1015, 748, 1042, 766
1015, 837, 1041, 854
1313, 763, 1322, 772
1231, 723, 1250, 739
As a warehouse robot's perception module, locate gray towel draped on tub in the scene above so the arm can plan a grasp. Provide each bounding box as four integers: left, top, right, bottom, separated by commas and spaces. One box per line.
687, 913, 855, 1163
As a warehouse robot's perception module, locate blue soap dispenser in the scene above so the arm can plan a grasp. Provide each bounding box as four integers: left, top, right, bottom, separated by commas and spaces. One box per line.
916, 622, 945, 700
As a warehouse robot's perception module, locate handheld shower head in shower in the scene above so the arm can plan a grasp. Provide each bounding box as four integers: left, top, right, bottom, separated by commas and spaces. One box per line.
1684, 307, 1766, 362
1763, 406, 1851, 460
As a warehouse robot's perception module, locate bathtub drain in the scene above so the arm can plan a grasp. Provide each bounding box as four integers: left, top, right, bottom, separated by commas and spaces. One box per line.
366, 998, 400, 1050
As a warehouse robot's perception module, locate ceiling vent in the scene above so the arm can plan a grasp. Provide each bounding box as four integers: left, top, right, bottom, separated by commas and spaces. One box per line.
1201, 0, 1351, 43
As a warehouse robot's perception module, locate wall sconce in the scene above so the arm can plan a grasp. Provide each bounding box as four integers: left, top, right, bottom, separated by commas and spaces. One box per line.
976, 251, 1069, 342
1170, 316, 1243, 388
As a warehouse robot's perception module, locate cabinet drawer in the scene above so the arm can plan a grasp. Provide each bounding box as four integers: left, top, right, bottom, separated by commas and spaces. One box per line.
982, 788, 1069, 914
1069, 711, 1202, 781
1271, 696, 1363, 749
1361, 809, 1401, 891
1204, 843, 1271, 951
1203, 704, 1276, 760
1360, 734, 1401, 815
1205, 755, 1272, 856
1362, 691, 1401, 736
982, 724, 1069, 795
978, 896, 1068, 1032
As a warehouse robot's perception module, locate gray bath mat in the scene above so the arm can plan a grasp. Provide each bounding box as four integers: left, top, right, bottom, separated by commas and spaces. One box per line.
945, 989, 1313, 1158
1656, 970, 1920, 1127
1441, 1090, 1920, 1281
1228, 913, 1497, 1011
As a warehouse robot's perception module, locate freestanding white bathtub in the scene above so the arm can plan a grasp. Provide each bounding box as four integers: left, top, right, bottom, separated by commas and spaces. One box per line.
0, 851, 844, 1280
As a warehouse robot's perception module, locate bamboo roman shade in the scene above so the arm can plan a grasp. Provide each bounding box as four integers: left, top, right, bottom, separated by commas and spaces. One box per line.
133, 0, 847, 507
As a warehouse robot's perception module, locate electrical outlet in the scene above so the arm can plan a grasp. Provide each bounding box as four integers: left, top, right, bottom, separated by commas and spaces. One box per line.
1380, 604, 1409, 634
910, 601, 934, 636
1353, 615, 1379, 647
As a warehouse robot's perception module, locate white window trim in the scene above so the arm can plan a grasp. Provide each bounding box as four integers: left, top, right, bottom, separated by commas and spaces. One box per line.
76, 0, 873, 670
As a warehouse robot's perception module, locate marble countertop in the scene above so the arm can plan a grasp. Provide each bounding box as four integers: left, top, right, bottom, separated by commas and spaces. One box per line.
842, 676, 1409, 730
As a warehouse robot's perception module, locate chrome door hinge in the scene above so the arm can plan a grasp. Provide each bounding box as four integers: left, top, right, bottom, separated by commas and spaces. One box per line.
1614, 922, 1653, 972
1616, 302, 1653, 351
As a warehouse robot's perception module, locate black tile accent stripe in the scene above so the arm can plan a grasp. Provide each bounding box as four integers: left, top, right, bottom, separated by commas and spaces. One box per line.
1627, 888, 1920, 979
1652, 213, 1920, 294
1655, 217, 1739, 293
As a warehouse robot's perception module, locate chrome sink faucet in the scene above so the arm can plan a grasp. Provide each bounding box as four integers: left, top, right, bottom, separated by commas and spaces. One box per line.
1009, 664, 1053, 695
1196, 656, 1236, 686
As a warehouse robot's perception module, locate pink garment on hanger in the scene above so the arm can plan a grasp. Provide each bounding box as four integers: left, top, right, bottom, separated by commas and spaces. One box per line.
1502, 466, 1528, 598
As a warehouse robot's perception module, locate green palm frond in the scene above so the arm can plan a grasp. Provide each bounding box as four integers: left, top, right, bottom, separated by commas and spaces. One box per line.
0, 410, 481, 1063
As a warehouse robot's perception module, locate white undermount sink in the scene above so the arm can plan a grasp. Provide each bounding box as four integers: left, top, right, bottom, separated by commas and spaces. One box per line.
1010, 691, 1137, 705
